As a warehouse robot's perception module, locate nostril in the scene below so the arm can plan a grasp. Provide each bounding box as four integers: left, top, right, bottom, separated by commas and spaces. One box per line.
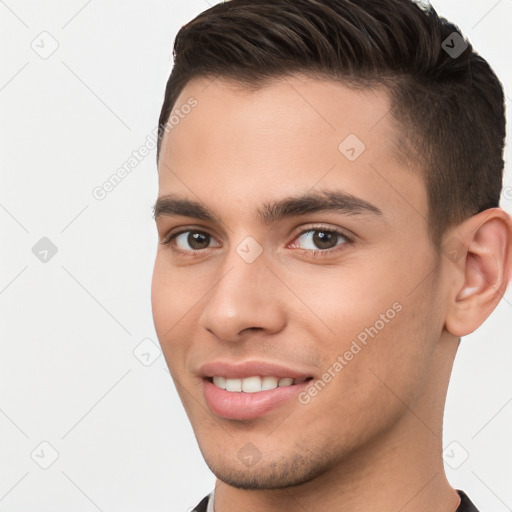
241, 327, 263, 334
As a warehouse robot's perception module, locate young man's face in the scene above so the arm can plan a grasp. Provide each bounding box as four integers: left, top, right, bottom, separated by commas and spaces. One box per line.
152, 74, 454, 488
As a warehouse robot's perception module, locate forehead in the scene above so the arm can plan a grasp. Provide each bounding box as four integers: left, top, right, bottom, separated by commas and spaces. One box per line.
157, 74, 425, 229
160, 73, 401, 160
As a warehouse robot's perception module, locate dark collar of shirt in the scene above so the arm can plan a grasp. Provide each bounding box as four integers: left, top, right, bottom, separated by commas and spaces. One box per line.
191, 488, 480, 512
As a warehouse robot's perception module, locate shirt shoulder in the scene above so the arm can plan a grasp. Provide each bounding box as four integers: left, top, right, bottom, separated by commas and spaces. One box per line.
190, 488, 479, 511
456, 489, 480, 512
190, 492, 212, 512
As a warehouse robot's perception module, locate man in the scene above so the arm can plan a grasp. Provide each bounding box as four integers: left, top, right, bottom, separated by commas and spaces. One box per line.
151, 0, 511, 510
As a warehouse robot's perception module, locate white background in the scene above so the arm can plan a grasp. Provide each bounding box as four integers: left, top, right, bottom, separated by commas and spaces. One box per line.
1, 1, 511, 510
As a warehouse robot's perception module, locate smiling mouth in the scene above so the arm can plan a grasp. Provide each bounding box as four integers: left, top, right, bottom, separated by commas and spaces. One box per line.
206, 375, 314, 393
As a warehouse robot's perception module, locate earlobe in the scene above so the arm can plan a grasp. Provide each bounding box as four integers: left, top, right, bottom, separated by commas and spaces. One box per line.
444, 208, 512, 338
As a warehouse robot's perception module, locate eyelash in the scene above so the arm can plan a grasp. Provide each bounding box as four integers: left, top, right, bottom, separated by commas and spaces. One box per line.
159, 225, 354, 259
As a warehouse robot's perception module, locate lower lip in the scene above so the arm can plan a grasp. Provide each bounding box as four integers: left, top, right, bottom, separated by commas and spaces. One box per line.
202, 378, 312, 420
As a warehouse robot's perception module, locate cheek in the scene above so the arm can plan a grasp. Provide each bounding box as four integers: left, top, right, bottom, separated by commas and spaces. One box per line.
151, 255, 202, 327
151, 258, 193, 369
294, 301, 435, 452
313, 246, 435, 346
151, 260, 172, 339
301, 259, 438, 404
298, 262, 404, 347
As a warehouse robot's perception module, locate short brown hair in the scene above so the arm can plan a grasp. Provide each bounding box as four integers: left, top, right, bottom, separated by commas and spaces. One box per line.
157, 0, 506, 247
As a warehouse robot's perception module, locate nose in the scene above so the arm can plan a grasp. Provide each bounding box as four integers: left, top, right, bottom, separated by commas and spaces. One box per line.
197, 243, 287, 343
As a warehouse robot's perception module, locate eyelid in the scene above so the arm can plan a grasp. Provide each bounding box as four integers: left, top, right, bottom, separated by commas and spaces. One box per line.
160, 226, 220, 249
289, 223, 355, 245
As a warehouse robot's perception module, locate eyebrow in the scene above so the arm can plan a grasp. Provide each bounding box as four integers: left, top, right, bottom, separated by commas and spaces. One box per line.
152, 189, 383, 224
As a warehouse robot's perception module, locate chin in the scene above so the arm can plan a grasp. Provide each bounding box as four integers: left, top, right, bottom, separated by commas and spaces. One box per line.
201, 448, 329, 490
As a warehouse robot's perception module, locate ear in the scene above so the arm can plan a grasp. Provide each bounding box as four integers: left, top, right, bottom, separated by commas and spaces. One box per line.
444, 207, 512, 337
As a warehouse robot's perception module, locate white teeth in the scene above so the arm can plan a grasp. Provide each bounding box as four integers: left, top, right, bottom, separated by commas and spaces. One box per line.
212, 376, 226, 389
261, 376, 279, 390
241, 376, 262, 393
225, 378, 242, 392
211, 375, 301, 392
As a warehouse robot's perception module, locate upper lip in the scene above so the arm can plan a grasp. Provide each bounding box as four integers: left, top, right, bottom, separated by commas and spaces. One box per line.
199, 360, 314, 380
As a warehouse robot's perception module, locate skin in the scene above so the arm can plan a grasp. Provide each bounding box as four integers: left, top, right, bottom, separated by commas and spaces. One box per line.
151, 73, 512, 512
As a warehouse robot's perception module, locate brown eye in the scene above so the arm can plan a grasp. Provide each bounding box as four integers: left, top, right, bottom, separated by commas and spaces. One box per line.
186, 232, 210, 250
162, 230, 222, 252
295, 229, 348, 251
312, 230, 339, 249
